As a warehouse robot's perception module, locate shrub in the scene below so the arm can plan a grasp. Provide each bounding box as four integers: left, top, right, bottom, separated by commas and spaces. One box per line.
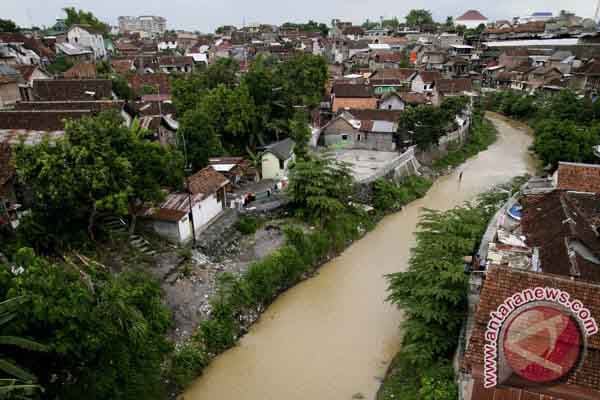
235, 216, 260, 235
167, 342, 208, 388
197, 307, 238, 355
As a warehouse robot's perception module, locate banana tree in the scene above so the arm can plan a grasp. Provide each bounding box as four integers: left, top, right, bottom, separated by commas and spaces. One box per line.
0, 297, 47, 398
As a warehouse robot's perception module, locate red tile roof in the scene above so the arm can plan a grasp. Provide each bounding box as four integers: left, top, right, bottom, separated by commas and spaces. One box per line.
128, 74, 171, 96
332, 84, 373, 98
0, 110, 91, 131
456, 10, 488, 21
557, 162, 600, 193
63, 63, 97, 79
435, 78, 473, 94
32, 79, 112, 101
417, 70, 442, 84
188, 166, 229, 196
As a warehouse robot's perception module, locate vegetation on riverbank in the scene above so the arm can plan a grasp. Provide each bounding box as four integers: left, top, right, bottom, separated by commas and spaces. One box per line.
372, 176, 432, 212
165, 156, 436, 393
484, 90, 600, 168
378, 177, 527, 400
432, 111, 498, 171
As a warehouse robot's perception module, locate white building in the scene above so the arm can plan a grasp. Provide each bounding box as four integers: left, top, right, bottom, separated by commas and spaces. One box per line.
118, 16, 166, 36
66, 25, 106, 60
147, 167, 229, 243
455, 10, 488, 29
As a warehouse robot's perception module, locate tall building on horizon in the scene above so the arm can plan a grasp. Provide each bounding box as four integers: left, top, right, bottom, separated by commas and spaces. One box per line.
118, 15, 167, 36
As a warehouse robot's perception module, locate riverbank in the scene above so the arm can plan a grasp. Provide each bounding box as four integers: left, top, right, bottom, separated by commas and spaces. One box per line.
376, 114, 533, 400
180, 113, 534, 400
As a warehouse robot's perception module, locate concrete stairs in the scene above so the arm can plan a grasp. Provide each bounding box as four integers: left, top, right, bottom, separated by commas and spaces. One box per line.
102, 216, 157, 257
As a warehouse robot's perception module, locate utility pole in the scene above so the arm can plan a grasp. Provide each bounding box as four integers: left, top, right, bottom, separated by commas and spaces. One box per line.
180, 130, 197, 246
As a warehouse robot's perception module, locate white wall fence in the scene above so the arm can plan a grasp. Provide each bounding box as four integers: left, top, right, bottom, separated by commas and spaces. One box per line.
359, 145, 419, 184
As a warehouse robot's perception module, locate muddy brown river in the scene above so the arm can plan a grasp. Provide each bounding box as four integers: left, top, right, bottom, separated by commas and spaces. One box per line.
182, 114, 536, 400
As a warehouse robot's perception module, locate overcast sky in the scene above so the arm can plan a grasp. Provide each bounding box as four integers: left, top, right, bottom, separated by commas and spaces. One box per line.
3, 0, 597, 32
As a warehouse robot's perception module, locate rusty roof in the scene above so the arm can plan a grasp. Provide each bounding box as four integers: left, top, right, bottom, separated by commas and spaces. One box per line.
63, 63, 97, 79
188, 166, 229, 196
521, 190, 600, 283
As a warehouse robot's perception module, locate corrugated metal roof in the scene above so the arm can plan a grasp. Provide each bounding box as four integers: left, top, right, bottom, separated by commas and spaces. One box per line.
371, 120, 395, 133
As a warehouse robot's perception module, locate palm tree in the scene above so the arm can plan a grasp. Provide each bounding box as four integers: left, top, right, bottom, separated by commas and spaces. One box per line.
0, 296, 46, 399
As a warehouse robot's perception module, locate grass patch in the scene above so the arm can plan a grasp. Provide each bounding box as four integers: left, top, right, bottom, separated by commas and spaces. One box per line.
235, 216, 262, 235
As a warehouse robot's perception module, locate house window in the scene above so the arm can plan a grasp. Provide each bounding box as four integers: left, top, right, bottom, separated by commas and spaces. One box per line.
341, 134, 349, 141
74, 37, 78, 43
279, 159, 285, 170
388, 104, 392, 110
357, 134, 362, 141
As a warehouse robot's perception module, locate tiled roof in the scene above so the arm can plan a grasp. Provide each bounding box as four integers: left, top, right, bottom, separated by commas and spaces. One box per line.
332, 83, 373, 98
188, 166, 229, 196
0, 110, 91, 131
370, 68, 417, 83
15, 100, 123, 113
463, 265, 600, 399
557, 162, 600, 193
398, 92, 427, 105
128, 74, 171, 96
158, 56, 194, 66
456, 10, 487, 21
63, 63, 97, 79
417, 70, 442, 84
371, 52, 404, 64
435, 78, 473, 94
521, 190, 600, 283
32, 79, 112, 101
111, 59, 135, 75
345, 109, 403, 122
342, 26, 365, 35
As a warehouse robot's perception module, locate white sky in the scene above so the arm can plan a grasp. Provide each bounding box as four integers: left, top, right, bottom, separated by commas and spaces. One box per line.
2, 0, 597, 32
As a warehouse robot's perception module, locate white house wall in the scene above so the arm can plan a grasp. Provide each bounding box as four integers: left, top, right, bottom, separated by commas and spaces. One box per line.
191, 194, 223, 233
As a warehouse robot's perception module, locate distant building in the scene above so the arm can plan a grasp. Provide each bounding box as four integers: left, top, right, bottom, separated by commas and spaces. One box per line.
118, 16, 167, 36
455, 10, 488, 29
66, 25, 107, 60
519, 11, 553, 23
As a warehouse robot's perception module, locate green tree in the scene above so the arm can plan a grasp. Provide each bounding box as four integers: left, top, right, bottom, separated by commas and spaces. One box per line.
276, 54, 327, 110
287, 110, 311, 158
405, 9, 434, 28
111, 74, 133, 100
178, 108, 225, 170
62, 7, 108, 35
444, 16, 454, 28
0, 19, 19, 33
1, 248, 172, 400
172, 58, 240, 115
398, 105, 448, 150
0, 296, 46, 398
46, 56, 73, 75
533, 119, 600, 168
287, 155, 354, 225
15, 112, 183, 248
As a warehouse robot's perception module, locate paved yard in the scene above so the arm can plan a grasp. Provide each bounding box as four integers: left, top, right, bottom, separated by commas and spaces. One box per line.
329, 149, 400, 182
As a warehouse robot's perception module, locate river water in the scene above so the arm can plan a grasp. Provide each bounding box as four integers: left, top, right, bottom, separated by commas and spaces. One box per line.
182, 114, 536, 400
